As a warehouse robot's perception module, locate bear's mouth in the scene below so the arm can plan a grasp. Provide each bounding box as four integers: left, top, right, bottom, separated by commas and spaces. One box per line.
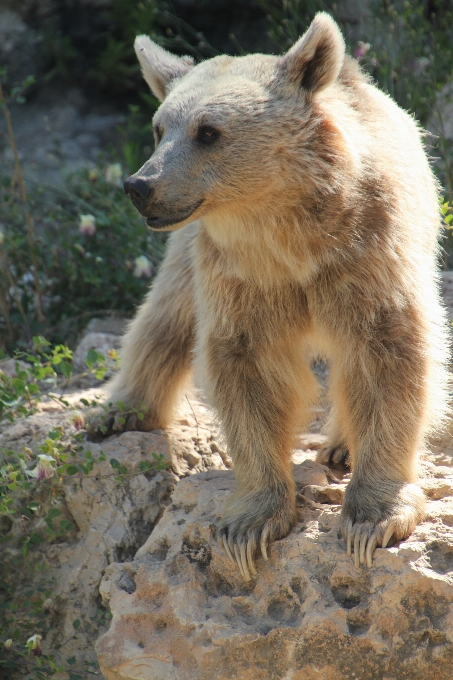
145, 200, 204, 231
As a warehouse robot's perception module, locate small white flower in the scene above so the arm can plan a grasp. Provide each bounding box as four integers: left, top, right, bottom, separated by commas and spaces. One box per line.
133, 255, 153, 278
105, 163, 123, 187
26, 634, 42, 657
72, 412, 85, 430
42, 598, 53, 613
26, 634, 42, 650
38, 454, 54, 462
79, 214, 96, 236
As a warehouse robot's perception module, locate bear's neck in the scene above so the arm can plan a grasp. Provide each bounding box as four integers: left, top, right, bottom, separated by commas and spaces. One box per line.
200, 205, 324, 289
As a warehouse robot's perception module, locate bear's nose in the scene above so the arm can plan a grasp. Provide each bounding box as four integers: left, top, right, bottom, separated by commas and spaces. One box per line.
124, 176, 154, 200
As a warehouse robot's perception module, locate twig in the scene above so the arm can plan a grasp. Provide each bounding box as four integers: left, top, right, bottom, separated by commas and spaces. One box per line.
20, 514, 29, 538
185, 393, 199, 440
0, 80, 45, 322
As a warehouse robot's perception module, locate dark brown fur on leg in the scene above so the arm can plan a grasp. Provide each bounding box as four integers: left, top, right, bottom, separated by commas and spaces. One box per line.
196, 264, 318, 579
88, 225, 198, 437
328, 303, 429, 567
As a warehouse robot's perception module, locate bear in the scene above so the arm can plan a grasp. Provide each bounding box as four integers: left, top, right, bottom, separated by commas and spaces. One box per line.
90, 13, 450, 579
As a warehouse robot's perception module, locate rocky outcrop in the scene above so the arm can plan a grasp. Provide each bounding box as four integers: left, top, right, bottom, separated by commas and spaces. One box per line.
96, 443, 453, 680
0, 383, 228, 674
2, 322, 453, 678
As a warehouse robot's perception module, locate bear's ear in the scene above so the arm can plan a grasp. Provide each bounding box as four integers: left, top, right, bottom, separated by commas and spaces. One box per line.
134, 35, 194, 102
280, 13, 345, 94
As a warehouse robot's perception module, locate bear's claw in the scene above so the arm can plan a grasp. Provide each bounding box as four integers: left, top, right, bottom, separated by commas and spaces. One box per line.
221, 534, 260, 581
344, 517, 398, 568
343, 484, 425, 567
317, 441, 350, 468
218, 519, 282, 581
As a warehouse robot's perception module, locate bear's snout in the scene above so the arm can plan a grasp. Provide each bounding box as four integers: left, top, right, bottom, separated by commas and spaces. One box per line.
124, 176, 154, 202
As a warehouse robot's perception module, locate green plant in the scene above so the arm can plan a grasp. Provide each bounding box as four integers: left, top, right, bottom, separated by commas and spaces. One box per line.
0, 71, 45, 332
117, 98, 159, 174
89, 0, 217, 94
0, 163, 168, 351
0, 567, 110, 680
0, 340, 169, 679
41, 29, 80, 83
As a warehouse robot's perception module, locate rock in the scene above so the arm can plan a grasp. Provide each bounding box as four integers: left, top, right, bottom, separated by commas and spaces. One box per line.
293, 459, 330, 487
0, 8, 41, 90
0, 85, 125, 186
296, 432, 328, 451
3, 321, 453, 677
72, 330, 121, 373
302, 483, 346, 505
85, 316, 129, 336
96, 462, 453, 680
0, 358, 29, 377
0, 380, 228, 675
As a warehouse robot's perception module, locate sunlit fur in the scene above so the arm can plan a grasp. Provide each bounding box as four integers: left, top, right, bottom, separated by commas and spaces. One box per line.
99, 13, 450, 573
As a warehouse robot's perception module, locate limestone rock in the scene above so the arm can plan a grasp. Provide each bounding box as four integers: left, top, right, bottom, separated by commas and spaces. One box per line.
96, 464, 453, 680
0, 382, 228, 675
72, 331, 121, 373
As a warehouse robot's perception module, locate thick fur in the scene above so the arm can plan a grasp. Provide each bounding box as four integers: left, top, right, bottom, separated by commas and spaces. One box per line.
92, 13, 450, 575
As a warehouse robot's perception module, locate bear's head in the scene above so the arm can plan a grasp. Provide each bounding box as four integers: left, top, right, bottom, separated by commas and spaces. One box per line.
124, 12, 345, 232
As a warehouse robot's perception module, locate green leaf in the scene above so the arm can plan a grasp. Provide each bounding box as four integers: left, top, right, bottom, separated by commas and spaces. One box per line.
12, 378, 26, 394
60, 520, 74, 532
29, 532, 44, 544
21, 541, 29, 557
67, 656, 76, 665
86, 349, 98, 367
72, 618, 81, 630
61, 361, 73, 379
110, 458, 120, 469
33, 336, 50, 348
47, 508, 62, 519
65, 466, 79, 476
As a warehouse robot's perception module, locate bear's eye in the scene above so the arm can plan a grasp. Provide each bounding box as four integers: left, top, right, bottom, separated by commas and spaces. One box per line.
197, 125, 220, 145
154, 125, 163, 145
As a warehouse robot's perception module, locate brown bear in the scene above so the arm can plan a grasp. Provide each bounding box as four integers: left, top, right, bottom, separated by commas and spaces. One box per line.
90, 13, 450, 579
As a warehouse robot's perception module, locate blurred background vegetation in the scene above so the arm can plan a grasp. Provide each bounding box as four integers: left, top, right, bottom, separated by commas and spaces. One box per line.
1, 0, 453, 353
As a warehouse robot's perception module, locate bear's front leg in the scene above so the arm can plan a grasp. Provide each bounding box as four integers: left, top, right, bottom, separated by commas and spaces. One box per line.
333, 308, 429, 567
204, 330, 318, 580
88, 225, 197, 437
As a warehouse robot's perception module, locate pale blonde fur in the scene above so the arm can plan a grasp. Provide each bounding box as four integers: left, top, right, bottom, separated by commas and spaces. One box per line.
91, 13, 450, 576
